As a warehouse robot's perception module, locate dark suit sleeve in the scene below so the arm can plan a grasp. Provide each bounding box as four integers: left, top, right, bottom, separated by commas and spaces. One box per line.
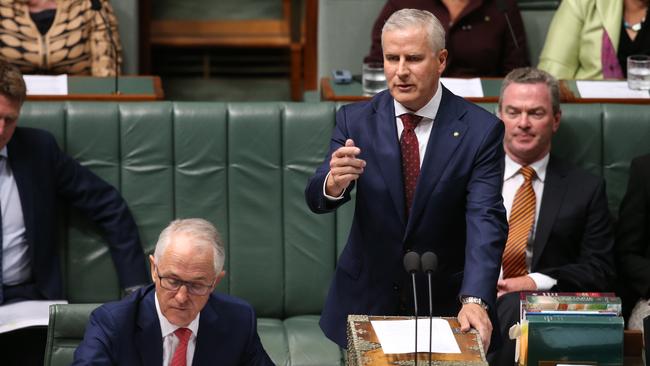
240, 307, 275, 366
461, 118, 508, 309
305, 106, 355, 213
540, 177, 616, 291
46, 133, 148, 289
73, 307, 117, 366
616, 156, 650, 298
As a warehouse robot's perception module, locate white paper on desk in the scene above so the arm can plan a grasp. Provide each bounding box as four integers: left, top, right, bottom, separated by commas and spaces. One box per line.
576, 80, 650, 99
370, 318, 461, 354
441, 77, 484, 97
24, 74, 68, 95
0, 300, 68, 333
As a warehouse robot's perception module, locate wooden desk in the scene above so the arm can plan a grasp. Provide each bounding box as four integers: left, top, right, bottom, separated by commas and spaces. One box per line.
346, 315, 643, 366
321, 77, 650, 104
562, 80, 650, 104
347, 315, 487, 366
27, 76, 164, 101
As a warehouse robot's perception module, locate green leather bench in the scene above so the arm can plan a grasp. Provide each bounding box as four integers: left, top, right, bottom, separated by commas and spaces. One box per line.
22, 101, 649, 366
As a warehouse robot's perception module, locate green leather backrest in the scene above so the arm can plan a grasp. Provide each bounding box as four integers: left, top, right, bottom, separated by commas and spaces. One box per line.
602, 104, 650, 218
18, 101, 338, 319
44, 304, 100, 366
552, 104, 603, 177
17, 101, 648, 318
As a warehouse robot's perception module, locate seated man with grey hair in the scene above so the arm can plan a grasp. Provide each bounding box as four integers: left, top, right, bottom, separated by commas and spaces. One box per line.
74, 218, 274, 366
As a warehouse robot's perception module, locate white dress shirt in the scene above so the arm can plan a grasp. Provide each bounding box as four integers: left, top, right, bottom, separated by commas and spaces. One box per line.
324, 81, 444, 199
155, 294, 200, 366
0, 146, 30, 286
501, 153, 557, 290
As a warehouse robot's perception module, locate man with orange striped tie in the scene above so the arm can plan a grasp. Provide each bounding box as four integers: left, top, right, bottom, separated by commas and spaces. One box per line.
487, 67, 616, 366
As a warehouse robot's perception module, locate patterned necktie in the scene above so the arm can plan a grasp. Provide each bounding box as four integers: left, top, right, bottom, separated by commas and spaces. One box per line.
399, 113, 423, 216
171, 327, 192, 366
502, 166, 536, 279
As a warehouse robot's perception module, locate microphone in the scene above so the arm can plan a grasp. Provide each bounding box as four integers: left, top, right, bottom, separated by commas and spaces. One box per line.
403, 251, 420, 366
496, 0, 520, 49
90, 0, 120, 94
421, 252, 438, 366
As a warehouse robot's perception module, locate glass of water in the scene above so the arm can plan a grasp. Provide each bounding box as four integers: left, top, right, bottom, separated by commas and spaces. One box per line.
362, 63, 387, 96
627, 55, 650, 90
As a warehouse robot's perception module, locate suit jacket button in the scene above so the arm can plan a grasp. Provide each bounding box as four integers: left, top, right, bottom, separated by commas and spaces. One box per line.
393, 283, 400, 291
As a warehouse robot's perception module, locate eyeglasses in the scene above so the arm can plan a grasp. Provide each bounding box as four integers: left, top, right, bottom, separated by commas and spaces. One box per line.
155, 266, 215, 296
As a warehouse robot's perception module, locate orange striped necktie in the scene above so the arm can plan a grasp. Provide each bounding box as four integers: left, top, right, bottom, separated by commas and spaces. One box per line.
502, 166, 536, 279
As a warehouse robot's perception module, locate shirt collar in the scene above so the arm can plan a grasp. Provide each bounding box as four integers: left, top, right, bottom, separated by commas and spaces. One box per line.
0, 146, 7, 159
154, 291, 201, 338
504, 153, 549, 183
393, 80, 443, 121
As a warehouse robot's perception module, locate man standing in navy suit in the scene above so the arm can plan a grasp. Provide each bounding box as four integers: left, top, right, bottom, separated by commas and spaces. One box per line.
305, 9, 508, 351
74, 218, 273, 366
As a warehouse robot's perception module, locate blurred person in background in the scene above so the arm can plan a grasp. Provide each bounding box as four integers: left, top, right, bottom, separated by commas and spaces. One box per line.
364, 0, 529, 77
539, 0, 649, 79
616, 154, 650, 334
0, 0, 122, 76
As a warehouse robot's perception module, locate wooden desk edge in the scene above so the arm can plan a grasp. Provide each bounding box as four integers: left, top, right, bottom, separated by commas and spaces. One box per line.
27, 94, 160, 101
26, 76, 165, 101
321, 77, 650, 104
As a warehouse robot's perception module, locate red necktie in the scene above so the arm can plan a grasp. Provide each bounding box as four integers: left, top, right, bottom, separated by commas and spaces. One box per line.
502, 166, 536, 279
171, 327, 192, 366
399, 113, 423, 215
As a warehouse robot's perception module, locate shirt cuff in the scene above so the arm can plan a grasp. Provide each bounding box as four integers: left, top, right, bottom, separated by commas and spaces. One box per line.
323, 171, 345, 201
528, 272, 557, 291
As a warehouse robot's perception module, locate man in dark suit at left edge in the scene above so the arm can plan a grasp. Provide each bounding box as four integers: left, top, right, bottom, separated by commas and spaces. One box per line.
0, 60, 148, 365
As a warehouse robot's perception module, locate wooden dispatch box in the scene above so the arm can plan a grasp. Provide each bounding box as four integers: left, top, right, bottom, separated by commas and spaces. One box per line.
346, 315, 488, 366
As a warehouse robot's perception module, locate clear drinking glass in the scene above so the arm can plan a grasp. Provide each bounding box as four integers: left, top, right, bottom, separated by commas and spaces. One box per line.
362, 62, 387, 96
627, 55, 650, 90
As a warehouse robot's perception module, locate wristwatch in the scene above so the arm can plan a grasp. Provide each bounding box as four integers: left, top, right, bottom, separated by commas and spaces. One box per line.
460, 296, 489, 310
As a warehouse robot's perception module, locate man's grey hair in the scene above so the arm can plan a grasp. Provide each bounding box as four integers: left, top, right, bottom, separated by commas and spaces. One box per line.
381, 8, 446, 53
499, 67, 561, 115
154, 218, 225, 273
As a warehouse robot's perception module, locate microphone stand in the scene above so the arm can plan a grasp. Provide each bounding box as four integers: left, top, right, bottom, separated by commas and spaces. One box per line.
403, 251, 421, 366
421, 251, 438, 366
411, 270, 418, 366
91, 0, 120, 94
426, 270, 432, 366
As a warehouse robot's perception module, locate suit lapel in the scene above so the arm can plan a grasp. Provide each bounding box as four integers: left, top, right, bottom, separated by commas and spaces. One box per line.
193, 297, 220, 365
407, 88, 468, 234
370, 92, 406, 226
531, 157, 567, 270
135, 290, 164, 366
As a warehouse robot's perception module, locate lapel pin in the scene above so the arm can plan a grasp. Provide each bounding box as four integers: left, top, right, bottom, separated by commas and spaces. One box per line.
453, 131, 460, 137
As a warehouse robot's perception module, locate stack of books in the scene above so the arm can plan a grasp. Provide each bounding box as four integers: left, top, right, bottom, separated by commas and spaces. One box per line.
517, 292, 624, 366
